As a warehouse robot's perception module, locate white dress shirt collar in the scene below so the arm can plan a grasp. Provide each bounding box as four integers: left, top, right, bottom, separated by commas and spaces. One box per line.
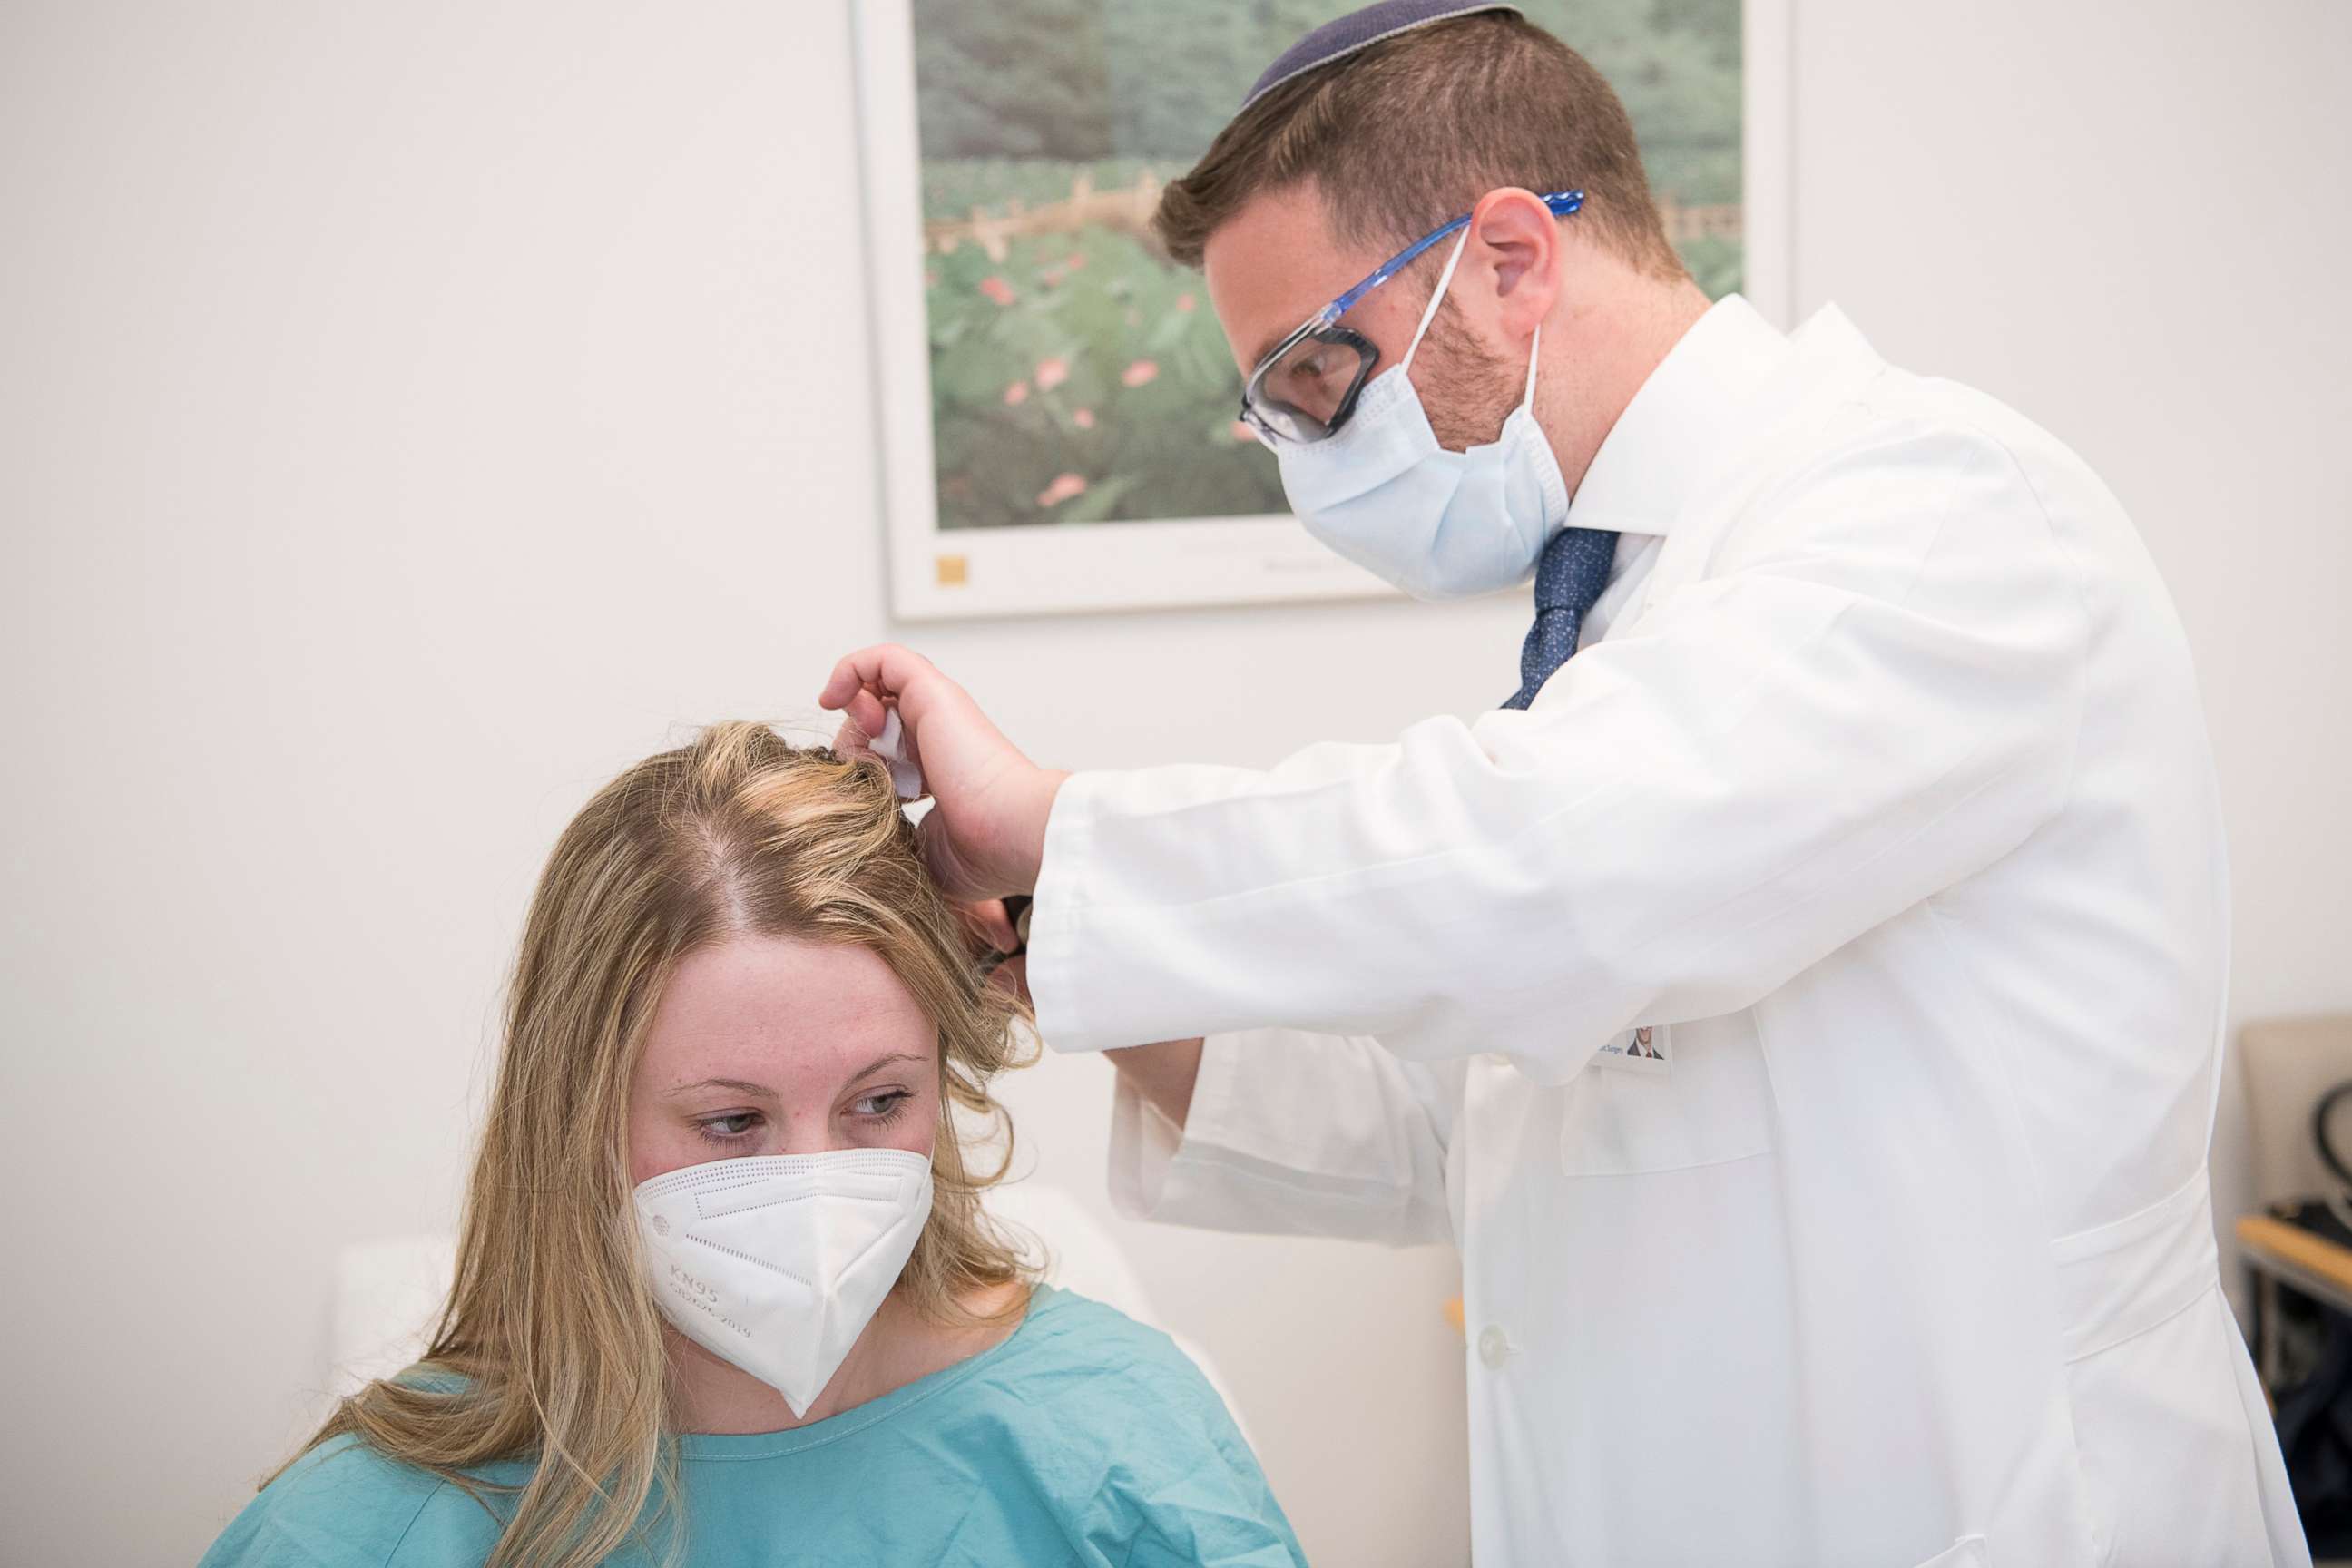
1563, 292, 1794, 542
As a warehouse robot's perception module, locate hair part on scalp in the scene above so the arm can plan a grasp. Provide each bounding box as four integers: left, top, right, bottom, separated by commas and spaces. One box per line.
1153, 12, 1683, 282
273, 723, 1038, 1568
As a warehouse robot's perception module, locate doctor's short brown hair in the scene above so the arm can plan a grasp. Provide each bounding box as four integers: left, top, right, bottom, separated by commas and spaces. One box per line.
1153, 10, 1683, 281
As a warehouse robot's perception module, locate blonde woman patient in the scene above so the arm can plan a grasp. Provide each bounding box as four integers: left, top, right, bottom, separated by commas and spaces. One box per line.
202, 723, 1303, 1568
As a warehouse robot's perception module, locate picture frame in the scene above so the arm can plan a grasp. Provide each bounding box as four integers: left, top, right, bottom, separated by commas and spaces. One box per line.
852, 0, 1791, 621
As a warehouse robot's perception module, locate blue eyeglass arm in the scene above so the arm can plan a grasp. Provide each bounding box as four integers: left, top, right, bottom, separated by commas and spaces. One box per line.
1325, 189, 1585, 320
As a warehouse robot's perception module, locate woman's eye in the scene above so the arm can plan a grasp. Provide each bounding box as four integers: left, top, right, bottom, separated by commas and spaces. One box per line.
696, 1112, 761, 1142
853, 1090, 912, 1122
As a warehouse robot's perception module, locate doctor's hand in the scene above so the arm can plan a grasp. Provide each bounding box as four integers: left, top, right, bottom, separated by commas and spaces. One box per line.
819, 644, 1067, 903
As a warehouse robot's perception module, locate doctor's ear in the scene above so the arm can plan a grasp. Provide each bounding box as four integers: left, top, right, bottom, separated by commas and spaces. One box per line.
1466, 187, 1566, 338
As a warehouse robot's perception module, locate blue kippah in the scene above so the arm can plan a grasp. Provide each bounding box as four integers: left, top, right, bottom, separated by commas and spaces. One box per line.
1241, 1, 1524, 112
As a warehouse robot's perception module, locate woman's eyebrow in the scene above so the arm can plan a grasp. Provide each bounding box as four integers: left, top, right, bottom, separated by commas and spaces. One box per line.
666, 1076, 778, 1100
843, 1051, 930, 1086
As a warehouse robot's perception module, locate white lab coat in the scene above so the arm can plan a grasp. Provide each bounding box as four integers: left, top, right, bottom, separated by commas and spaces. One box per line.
1026, 298, 2308, 1568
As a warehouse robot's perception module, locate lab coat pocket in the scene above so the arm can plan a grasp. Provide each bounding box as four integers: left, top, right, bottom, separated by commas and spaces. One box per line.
1906, 1536, 1986, 1568
1557, 1014, 1775, 1177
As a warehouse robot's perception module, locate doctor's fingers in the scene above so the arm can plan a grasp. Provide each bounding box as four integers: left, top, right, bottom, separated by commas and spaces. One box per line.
819, 643, 951, 730
821, 646, 937, 762
830, 709, 887, 764
830, 691, 892, 750
821, 645, 1033, 789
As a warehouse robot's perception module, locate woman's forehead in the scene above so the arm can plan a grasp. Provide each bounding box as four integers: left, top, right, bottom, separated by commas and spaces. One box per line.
639, 935, 934, 1086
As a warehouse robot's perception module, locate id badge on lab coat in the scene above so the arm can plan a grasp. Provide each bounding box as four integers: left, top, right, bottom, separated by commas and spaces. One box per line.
1592, 1024, 1671, 1076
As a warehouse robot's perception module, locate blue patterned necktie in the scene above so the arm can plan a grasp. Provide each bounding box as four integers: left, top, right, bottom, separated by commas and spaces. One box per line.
1502, 525, 1620, 710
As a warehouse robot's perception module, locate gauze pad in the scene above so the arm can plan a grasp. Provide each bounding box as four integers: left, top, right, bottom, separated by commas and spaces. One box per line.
872, 710, 924, 799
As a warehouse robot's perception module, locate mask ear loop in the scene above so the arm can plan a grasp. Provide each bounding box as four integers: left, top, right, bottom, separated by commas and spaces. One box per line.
1399, 226, 1474, 375
1397, 227, 1546, 412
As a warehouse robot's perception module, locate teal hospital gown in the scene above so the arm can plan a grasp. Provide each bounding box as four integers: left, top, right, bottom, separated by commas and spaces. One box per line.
201, 1287, 1304, 1567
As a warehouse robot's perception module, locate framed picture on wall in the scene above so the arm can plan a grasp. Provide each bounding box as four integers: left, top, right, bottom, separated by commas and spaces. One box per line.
852, 0, 1789, 620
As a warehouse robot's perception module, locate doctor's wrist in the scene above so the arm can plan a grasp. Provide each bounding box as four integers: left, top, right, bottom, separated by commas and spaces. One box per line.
1000, 766, 1069, 895
1106, 1036, 1205, 1131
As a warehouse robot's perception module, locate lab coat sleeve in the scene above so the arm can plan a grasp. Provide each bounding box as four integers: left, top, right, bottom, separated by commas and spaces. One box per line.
1110, 1028, 1458, 1246
1027, 421, 2089, 1083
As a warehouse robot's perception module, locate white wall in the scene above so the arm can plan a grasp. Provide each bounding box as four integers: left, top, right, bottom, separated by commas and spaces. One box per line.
0, 3, 2343, 1564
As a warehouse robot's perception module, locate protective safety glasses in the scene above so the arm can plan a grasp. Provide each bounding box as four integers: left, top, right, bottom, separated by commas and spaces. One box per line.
1238, 190, 1586, 448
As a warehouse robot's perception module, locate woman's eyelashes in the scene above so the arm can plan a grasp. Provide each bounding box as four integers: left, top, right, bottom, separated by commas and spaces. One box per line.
851, 1088, 914, 1126
694, 1110, 764, 1146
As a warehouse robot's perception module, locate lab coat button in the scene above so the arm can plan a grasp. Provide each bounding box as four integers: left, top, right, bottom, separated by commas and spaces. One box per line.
1477, 1325, 1512, 1369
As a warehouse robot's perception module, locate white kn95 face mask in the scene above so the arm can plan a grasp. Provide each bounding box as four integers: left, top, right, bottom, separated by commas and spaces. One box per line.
632, 1147, 934, 1417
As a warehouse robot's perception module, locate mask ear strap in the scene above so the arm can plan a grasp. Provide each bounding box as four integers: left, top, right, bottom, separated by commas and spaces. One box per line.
1400, 226, 1474, 375
1522, 322, 1544, 407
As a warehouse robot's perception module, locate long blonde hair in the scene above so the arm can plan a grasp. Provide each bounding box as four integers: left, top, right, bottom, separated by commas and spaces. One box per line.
281, 722, 1036, 1567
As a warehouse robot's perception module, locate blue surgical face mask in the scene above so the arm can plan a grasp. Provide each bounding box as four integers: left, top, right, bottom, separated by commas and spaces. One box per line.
1273, 230, 1568, 601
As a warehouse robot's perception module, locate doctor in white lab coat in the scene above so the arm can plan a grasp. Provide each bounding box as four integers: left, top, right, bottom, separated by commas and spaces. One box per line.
824, 5, 2307, 1563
